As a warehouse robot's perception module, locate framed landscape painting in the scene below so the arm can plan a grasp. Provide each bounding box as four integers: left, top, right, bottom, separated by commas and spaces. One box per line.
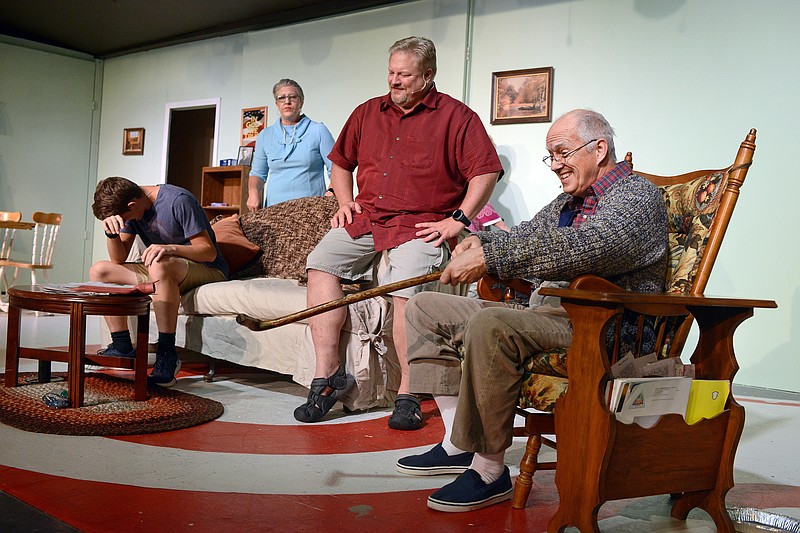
491, 67, 554, 125
122, 127, 145, 155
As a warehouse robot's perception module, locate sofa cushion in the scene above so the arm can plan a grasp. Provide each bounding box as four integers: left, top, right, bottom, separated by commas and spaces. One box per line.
181, 277, 310, 318
211, 214, 261, 275
235, 196, 338, 281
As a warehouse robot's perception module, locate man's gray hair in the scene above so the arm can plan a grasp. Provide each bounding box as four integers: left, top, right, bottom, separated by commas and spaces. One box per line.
389, 36, 437, 79
272, 78, 304, 100
563, 109, 617, 162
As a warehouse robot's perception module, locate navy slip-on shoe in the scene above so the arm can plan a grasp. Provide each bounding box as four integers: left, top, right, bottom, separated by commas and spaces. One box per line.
396, 443, 474, 476
427, 467, 513, 512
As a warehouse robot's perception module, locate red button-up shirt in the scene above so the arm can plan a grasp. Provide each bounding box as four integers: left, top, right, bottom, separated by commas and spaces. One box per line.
328, 87, 502, 252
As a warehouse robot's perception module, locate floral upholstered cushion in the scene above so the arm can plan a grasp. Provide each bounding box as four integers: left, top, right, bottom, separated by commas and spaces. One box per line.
523, 347, 569, 377
518, 348, 569, 411
660, 171, 727, 294
518, 373, 569, 412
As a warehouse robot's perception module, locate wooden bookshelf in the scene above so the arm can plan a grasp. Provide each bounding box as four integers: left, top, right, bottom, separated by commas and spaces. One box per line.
200, 165, 250, 219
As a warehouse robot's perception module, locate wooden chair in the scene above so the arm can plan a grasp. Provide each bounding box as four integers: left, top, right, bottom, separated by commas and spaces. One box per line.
0, 212, 62, 292
0, 211, 22, 222
1, 211, 23, 261
478, 130, 758, 521
1, 211, 26, 311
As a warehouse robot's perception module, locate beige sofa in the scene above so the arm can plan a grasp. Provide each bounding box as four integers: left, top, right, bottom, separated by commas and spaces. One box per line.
151, 277, 398, 410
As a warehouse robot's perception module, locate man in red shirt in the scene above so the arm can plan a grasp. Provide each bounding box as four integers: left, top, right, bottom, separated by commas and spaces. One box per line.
295, 36, 502, 429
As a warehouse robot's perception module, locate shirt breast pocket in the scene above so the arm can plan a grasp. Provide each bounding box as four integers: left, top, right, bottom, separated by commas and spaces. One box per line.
400, 135, 436, 169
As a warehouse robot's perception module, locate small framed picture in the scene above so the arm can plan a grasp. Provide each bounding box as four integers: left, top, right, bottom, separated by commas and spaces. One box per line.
237, 145, 254, 166
241, 106, 268, 147
123, 128, 145, 155
491, 67, 554, 125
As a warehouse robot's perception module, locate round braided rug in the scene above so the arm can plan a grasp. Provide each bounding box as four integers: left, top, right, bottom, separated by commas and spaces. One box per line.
0, 372, 224, 436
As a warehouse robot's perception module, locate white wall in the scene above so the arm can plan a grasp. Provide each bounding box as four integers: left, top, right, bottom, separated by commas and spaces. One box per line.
239, 1, 469, 143
467, 0, 799, 392
6, 0, 797, 392
0, 41, 99, 282
91, 36, 247, 257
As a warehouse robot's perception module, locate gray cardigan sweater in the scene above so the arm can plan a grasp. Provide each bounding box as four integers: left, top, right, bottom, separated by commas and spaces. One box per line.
478, 172, 668, 298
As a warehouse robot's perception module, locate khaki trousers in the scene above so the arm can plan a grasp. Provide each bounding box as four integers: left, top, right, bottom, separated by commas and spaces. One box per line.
406, 291, 571, 454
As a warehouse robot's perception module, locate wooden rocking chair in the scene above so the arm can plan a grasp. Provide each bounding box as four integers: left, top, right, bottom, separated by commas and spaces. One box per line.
479, 129, 759, 524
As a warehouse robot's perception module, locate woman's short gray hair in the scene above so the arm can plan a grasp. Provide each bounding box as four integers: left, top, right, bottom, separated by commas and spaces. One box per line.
389, 36, 437, 79
272, 79, 304, 100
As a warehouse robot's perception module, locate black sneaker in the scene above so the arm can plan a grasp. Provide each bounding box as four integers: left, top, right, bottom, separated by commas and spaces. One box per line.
147, 353, 181, 387
396, 443, 474, 476
427, 467, 513, 512
97, 343, 136, 358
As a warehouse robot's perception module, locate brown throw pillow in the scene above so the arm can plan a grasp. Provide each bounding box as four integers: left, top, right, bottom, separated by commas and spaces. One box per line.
211, 214, 261, 275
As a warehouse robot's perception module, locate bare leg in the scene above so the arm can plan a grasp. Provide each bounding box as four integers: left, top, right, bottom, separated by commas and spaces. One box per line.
393, 296, 410, 395
89, 260, 140, 332
145, 257, 188, 334
294, 268, 355, 423
307, 268, 347, 378
144, 257, 188, 387
89, 258, 187, 334
389, 295, 427, 430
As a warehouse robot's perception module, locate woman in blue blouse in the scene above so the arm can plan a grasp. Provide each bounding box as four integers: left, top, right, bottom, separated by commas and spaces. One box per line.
247, 79, 336, 210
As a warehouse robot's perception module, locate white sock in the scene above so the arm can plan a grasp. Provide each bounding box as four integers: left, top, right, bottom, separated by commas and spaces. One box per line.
470, 452, 505, 485
434, 395, 469, 456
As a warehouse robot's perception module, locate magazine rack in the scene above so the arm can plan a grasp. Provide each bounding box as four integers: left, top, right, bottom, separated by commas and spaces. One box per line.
539, 287, 776, 532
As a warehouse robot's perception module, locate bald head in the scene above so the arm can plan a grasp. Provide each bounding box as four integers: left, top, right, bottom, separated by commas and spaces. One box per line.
553, 109, 616, 162
545, 109, 618, 197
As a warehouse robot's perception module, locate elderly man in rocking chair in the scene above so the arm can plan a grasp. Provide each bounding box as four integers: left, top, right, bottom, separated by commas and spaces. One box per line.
396, 108, 669, 512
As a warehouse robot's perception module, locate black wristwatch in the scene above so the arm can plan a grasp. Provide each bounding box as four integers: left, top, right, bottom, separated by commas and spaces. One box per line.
451, 209, 471, 226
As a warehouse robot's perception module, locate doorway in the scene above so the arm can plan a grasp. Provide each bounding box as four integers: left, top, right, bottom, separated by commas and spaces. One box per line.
161, 98, 220, 200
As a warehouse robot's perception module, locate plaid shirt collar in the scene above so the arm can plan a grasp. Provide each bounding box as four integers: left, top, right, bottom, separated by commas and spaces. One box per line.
566, 160, 632, 227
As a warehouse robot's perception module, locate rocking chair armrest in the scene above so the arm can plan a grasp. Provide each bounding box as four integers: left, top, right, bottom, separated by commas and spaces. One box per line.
476, 274, 532, 302
537, 286, 777, 315
569, 274, 625, 292
477, 274, 618, 303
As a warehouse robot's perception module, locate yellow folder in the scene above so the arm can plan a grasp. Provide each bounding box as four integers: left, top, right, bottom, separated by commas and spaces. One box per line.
685, 379, 730, 425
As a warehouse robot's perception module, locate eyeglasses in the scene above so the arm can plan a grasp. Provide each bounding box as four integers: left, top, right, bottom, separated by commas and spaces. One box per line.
542, 139, 598, 167
276, 94, 301, 103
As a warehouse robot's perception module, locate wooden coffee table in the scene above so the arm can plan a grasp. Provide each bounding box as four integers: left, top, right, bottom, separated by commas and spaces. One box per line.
4, 285, 151, 407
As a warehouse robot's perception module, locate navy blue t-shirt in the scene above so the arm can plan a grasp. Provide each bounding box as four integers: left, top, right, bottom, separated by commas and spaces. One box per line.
122, 184, 229, 278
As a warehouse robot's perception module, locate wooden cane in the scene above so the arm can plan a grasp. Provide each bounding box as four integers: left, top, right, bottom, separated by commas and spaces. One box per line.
236, 271, 443, 331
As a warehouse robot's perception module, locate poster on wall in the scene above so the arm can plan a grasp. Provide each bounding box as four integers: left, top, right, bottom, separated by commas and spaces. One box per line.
241, 106, 268, 147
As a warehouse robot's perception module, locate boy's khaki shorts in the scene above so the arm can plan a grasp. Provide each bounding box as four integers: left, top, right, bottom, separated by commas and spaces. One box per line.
128, 259, 225, 294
